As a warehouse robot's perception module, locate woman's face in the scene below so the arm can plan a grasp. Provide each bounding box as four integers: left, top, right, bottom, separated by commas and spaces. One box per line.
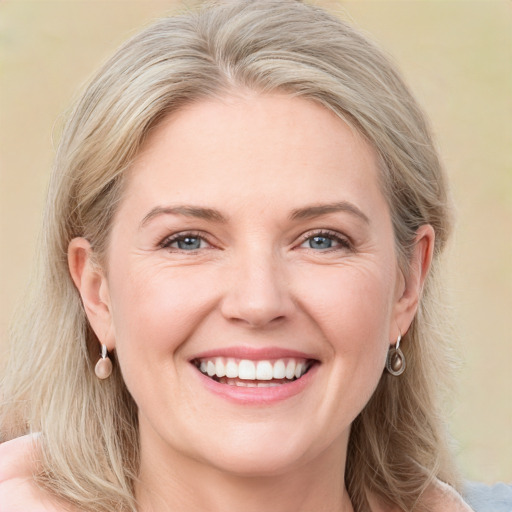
77, 93, 424, 476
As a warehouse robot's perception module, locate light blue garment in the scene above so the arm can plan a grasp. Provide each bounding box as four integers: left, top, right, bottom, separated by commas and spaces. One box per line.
463, 482, 512, 512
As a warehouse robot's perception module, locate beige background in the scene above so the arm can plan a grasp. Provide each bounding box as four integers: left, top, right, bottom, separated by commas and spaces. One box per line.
1, 0, 511, 483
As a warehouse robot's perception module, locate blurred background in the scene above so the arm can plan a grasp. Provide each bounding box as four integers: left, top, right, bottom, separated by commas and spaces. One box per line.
1, 0, 511, 484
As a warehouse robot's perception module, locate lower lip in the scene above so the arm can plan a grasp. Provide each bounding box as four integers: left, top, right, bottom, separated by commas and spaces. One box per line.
193, 364, 319, 405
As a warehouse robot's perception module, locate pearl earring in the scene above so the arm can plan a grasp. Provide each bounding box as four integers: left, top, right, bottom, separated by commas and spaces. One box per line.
386, 333, 406, 376
94, 344, 113, 379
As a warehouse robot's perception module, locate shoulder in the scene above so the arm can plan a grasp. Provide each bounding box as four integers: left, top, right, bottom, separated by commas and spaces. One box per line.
0, 435, 68, 512
368, 480, 475, 512
424, 479, 475, 512
0, 434, 39, 481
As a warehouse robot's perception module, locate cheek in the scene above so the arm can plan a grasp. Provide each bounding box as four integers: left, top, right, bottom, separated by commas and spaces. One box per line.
296, 261, 396, 343
294, 260, 395, 402
107, 263, 220, 358
105, 265, 222, 413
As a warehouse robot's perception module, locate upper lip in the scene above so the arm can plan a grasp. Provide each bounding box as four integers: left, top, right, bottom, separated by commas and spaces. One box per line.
189, 346, 320, 362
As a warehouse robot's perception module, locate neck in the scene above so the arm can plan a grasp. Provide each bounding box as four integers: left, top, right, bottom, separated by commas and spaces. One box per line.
135, 432, 355, 512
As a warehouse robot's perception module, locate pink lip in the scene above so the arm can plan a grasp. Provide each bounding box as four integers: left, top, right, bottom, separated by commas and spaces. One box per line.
189, 347, 320, 405
194, 367, 318, 404
189, 346, 318, 362
194, 365, 319, 404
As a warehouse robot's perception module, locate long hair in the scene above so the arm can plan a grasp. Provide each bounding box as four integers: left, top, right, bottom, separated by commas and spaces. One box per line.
0, 1, 458, 510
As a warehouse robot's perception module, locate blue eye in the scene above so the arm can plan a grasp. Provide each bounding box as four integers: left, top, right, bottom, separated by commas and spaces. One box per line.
299, 231, 349, 251
175, 236, 202, 250
162, 233, 207, 251
308, 235, 335, 250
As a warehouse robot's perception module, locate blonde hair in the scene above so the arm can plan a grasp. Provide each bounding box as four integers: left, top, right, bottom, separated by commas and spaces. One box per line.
1, 1, 458, 510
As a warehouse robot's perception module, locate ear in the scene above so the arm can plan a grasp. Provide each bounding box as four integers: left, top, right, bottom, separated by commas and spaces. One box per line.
391, 224, 435, 340
68, 237, 115, 350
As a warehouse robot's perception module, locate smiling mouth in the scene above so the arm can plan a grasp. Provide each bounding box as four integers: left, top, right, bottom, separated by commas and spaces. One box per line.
192, 357, 316, 387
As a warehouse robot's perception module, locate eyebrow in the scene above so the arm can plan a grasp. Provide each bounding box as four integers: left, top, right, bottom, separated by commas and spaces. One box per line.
140, 205, 228, 228
289, 201, 370, 224
140, 200, 369, 229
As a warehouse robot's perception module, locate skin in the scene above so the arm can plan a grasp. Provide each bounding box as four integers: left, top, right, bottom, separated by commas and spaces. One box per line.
68, 92, 434, 512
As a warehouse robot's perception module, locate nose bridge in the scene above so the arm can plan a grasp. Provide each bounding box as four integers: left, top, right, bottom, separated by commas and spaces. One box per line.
220, 244, 293, 328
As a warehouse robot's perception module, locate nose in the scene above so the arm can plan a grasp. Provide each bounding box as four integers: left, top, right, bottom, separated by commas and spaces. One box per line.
220, 249, 295, 328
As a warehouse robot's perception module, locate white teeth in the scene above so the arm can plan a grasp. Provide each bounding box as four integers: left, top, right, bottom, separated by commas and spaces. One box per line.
196, 357, 311, 382
273, 360, 286, 379
221, 379, 283, 388
238, 360, 256, 380
225, 358, 238, 378
294, 362, 304, 379
256, 361, 273, 380
215, 358, 226, 378
285, 360, 296, 380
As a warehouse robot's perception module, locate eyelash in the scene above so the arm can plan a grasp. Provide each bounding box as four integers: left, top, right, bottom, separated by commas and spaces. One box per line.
160, 231, 211, 251
298, 230, 352, 252
160, 229, 352, 253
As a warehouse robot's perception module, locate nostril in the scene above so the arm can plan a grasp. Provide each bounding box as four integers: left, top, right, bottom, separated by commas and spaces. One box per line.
229, 313, 287, 329
219, 264, 295, 327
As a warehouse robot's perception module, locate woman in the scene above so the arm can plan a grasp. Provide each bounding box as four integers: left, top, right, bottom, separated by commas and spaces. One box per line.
0, 1, 478, 510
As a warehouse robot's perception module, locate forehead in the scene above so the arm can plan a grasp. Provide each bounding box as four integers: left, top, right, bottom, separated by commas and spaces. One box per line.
120, 93, 385, 219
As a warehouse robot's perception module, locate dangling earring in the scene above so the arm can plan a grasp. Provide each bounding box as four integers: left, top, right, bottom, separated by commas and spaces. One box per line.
386, 333, 406, 376
95, 344, 113, 379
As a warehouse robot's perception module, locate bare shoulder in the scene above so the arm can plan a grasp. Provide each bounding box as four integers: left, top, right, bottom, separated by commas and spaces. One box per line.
424, 479, 475, 512
0, 434, 39, 481
367, 480, 475, 512
0, 435, 70, 512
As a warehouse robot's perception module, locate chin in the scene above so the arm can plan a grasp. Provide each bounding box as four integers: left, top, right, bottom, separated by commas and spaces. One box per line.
187, 424, 325, 478
203, 447, 307, 478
